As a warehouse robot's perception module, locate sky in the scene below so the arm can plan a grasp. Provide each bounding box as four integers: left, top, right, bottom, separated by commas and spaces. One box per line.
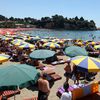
0, 0, 100, 27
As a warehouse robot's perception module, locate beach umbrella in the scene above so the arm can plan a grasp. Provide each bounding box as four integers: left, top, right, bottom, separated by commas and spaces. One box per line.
0, 30, 7, 35
1, 37, 12, 41
74, 42, 83, 46
49, 39, 59, 43
64, 46, 88, 57
18, 43, 35, 49
56, 40, 65, 44
94, 45, 100, 50
71, 56, 100, 72
88, 41, 96, 46
0, 64, 40, 91
6, 31, 15, 35
76, 39, 83, 42
43, 42, 61, 49
31, 36, 40, 41
29, 49, 55, 60
11, 39, 25, 46
40, 39, 48, 43
0, 54, 10, 63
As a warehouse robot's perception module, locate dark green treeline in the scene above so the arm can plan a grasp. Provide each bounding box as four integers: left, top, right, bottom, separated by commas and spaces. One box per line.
0, 14, 96, 30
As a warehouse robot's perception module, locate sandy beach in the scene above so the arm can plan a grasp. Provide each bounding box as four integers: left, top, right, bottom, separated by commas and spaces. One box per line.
1, 55, 97, 100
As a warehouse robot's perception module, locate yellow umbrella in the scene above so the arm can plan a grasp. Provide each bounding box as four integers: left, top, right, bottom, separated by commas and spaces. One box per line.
71, 56, 100, 72
11, 39, 25, 46
19, 43, 35, 49
2, 37, 12, 41
43, 42, 61, 49
75, 42, 83, 46
0, 54, 10, 63
94, 45, 100, 50
88, 42, 96, 46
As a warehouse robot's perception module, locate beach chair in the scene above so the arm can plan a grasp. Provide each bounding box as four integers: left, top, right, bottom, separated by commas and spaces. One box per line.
1, 90, 20, 98
58, 60, 66, 64
40, 65, 55, 70
0, 90, 20, 100
23, 96, 38, 100
51, 61, 59, 65
42, 69, 55, 75
50, 73, 62, 81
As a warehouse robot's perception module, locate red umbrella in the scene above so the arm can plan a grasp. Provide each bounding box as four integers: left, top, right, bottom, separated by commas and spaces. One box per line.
1, 30, 7, 35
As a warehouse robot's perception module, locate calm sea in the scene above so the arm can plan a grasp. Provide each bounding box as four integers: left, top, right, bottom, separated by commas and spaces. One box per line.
24, 29, 100, 41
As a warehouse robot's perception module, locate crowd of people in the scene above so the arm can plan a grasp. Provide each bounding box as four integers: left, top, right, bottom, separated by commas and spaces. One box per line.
0, 34, 100, 100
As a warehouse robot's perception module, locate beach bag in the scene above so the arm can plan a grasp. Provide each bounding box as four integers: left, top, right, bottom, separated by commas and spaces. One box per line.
71, 74, 76, 81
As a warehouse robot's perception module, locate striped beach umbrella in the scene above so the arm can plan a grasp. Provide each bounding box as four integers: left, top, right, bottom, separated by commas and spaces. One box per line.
0, 54, 10, 63
1, 37, 12, 41
76, 39, 83, 42
56, 40, 65, 44
88, 42, 96, 46
94, 45, 100, 50
19, 43, 35, 49
71, 56, 100, 72
74, 42, 83, 46
43, 42, 61, 49
40, 39, 48, 43
11, 39, 25, 46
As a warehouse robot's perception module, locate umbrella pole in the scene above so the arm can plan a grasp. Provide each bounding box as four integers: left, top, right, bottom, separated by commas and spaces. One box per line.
14, 94, 16, 100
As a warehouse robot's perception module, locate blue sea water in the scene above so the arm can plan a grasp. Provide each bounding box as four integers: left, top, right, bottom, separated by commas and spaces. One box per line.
24, 29, 100, 41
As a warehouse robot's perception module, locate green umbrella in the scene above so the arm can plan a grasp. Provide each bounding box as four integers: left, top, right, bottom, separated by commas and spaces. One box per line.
64, 46, 88, 57
29, 49, 55, 60
0, 64, 40, 90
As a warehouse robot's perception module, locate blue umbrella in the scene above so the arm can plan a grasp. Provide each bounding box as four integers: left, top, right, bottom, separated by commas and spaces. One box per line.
71, 56, 100, 72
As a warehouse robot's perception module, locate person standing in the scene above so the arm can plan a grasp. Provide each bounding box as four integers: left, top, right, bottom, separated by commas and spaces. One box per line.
64, 60, 72, 83
60, 82, 72, 100
38, 73, 50, 100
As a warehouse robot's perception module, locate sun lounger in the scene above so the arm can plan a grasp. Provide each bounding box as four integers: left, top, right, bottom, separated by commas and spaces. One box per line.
51, 60, 66, 65
42, 69, 55, 75
0, 90, 20, 100
58, 60, 66, 64
2, 90, 20, 98
40, 66, 55, 70
50, 73, 62, 81
51, 61, 59, 65
24, 96, 38, 100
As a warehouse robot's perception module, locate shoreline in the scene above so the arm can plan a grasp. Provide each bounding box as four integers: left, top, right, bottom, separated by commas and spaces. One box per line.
0, 28, 97, 32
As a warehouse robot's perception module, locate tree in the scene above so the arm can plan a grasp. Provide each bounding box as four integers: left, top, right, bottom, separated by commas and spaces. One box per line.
80, 17, 84, 21
9, 17, 15, 21
0, 15, 7, 21
75, 16, 79, 21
